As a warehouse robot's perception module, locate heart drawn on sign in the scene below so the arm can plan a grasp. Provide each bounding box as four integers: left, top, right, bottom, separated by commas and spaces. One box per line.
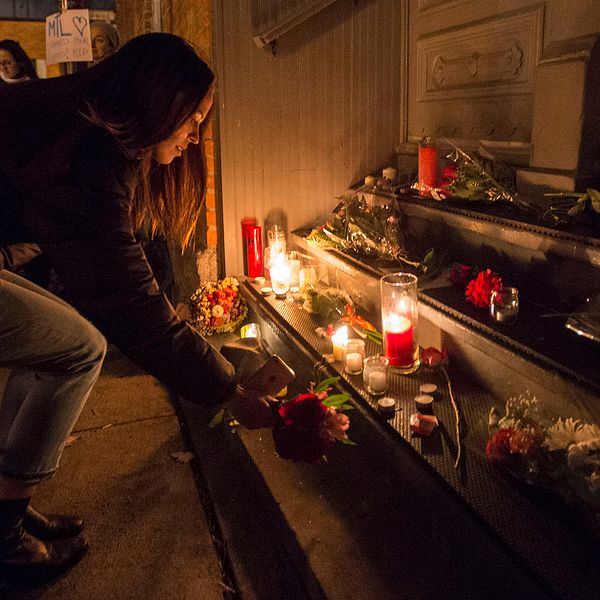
72, 16, 88, 37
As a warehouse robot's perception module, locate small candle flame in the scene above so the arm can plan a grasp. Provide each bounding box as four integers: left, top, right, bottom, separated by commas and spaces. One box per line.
331, 325, 349, 344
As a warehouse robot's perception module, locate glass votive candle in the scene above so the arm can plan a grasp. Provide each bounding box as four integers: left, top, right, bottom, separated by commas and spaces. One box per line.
363, 355, 389, 395
270, 256, 290, 298
288, 251, 301, 292
490, 287, 519, 324
344, 339, 365, 374
331, 325, 349, 362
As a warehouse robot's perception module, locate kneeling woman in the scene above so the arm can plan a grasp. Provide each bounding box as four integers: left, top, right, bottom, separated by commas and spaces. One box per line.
0, 33, 274, 582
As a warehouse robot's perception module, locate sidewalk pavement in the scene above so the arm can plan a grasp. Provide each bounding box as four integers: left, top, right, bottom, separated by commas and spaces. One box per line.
0, 347, 227, 600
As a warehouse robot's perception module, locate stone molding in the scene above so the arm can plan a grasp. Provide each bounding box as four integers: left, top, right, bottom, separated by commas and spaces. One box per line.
416, 5, 543, 102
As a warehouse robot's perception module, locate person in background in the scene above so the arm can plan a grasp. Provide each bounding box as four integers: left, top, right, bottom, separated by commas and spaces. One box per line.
0, 33, 274, 584
0, 39, 38, 85
89, 20, 120, 64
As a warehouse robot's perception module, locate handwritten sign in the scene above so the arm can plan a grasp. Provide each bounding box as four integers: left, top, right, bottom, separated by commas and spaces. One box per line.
45, 9, 92, 65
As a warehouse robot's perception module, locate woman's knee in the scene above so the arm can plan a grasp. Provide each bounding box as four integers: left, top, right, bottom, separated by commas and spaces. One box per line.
82, 322, 107, 365
69, 316, 107, 371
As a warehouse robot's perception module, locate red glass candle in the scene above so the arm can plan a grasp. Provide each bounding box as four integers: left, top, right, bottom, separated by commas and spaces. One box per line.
418, 138, 438, 197
380, 272, 419, 374
383, 315, 414, 366
247, 225, 263, 278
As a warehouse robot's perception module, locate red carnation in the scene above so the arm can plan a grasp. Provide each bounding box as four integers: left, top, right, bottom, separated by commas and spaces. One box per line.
465, 269, 502, 308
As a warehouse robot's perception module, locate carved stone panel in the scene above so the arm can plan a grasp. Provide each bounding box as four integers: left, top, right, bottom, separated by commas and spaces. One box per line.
416, 6, 543, 103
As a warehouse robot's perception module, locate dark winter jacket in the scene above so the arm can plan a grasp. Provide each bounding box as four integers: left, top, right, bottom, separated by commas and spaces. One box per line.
0, 78, 236, 406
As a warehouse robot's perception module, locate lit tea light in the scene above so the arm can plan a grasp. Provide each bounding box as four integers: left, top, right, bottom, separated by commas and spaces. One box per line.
344, 339, 365, 374
345, 352, 363, 373
368, 370, 387, 394
331, 325, 349, 362
363, 354, 389, 396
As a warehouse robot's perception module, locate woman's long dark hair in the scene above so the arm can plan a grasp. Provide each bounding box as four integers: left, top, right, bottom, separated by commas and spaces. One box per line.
0, 39, 39, 80
79, 33, 215, 247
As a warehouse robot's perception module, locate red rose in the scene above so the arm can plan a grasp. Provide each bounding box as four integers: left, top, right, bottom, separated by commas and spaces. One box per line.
273, 394, 333, 463
438, 164, 458, 196
449, 264, 473, 288
465, 269, 502, 308
421, 346, 449, 368
277, 393, 327, 427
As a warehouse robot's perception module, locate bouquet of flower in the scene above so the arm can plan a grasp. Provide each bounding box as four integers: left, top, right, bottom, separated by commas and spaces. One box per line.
211, 374, 354, 464
427, 142, 541, 218
487, 392, 600, 517
272, 376, 354, 464
188, 276, 248, 336
305, 193, 437, 274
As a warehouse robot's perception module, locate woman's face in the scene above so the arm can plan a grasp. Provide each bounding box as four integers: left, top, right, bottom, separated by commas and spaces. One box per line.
91, 27, 113, 62
152, 87, 215, 165
0, 49, 20, 78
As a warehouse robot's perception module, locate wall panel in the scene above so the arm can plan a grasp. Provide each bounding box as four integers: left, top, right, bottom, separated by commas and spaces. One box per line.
214, 0, 405, 276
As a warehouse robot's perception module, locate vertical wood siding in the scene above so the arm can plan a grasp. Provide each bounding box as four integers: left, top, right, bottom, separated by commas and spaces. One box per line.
214, 0, 404, 276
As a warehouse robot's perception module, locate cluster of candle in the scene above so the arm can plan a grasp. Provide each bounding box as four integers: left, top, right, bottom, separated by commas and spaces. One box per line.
330, 326, 390, 395
263, 241, 304, 299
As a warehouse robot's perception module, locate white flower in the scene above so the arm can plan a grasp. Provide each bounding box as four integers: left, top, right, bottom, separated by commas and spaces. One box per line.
544, 417, 581, 451
212, 304, 224, 317
574, 423, 600, 445
499, 392, 543, 429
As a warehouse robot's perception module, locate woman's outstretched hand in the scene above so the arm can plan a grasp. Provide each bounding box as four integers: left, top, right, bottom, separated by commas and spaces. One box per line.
225, 385, 277, 429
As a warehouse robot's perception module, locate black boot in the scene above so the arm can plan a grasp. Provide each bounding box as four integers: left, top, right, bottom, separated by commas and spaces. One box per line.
23, 505, 84, 540
0, 498, 88, 585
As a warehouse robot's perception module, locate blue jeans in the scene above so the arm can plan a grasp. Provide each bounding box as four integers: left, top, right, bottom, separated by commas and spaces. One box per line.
0, 269, 107, 482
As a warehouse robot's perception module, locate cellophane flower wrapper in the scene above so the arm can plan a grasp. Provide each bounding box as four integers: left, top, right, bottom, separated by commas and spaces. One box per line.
487, 392, 600, 520
305, 193, 408, 261
437, 143, 541, 218
188, 276, 248, 336
305, 193, 438, 274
